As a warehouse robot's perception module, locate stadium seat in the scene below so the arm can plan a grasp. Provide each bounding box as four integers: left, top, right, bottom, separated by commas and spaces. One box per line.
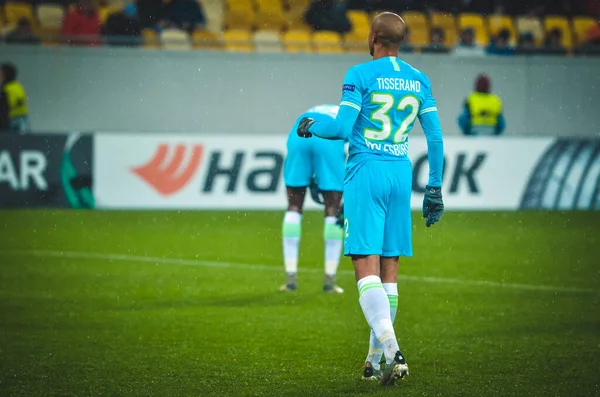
99, 5, 123, 25
202, 0, 225, 33
222, 29, 253, 52
253, 30, 283, 52
348, 10, 370, 34
4, 2, 37, 28
225, 5, 256, 30
255, 2, 285, 31
192, 29, 221, 49
283, 30, 312, 53
37, 4, 65, 29
344, 31, 368, 53
572, 16, 596, 46
516, 16, 543, 46
401, 11, 429, 46
142, 28, 160, 49
285, 7, 311, 31
487, 15, 517, 45
312, 31, 343, 53
430, 12, 457, 46
458, 13, 488, 46
161, 28, 192, 51
544, 15, 573, 48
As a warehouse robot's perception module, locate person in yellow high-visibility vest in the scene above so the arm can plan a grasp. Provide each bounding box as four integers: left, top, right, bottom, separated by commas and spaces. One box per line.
457, 74, 505, 136
0, 63, 30, 134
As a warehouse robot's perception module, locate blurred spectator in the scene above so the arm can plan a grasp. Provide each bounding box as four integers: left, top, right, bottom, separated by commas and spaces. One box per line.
61, 0, 101, 46
454, 28, 485, 56
399, 26, 414, 52
430, 28, 445, 47
0, 63, 30, 134
486, 28, 514, 55
5, 18, 40, 45
544, 28, 564, 50
457, 74, 505, 136
305, 0, 351, 34
137, 0, 167, 30
585, 21, 600, 46
165, 0, 206, 33
103, 3, 142, 46
518, 33, 536, 49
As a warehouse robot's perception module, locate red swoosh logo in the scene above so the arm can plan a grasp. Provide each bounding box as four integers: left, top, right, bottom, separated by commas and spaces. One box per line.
131, 144, 203, 196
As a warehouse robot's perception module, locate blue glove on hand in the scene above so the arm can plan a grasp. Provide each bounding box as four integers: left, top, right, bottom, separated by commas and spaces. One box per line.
297, 117, 315, 138
423, 186, 444, 227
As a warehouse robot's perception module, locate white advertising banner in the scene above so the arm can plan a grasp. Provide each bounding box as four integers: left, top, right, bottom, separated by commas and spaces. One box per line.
94, 134, 599, 210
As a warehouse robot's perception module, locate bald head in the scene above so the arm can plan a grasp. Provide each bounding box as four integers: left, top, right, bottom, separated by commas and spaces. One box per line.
371, 12, 406, 49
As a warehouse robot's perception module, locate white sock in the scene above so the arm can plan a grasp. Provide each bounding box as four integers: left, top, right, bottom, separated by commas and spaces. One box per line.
282, 211, 302, 275
366, 283, 398, 369
324, 216, 342, 277
357, 275, 399, 365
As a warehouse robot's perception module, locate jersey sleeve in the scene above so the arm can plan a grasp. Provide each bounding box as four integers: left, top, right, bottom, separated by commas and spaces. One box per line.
307, 66, 362, 140
339, 66, 363, 112
418, 74, 444, 188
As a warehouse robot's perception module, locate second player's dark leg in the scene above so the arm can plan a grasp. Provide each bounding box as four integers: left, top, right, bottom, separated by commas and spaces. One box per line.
281, 187, 307, 292
322, 190, 342, 217
286, 187, 307, 213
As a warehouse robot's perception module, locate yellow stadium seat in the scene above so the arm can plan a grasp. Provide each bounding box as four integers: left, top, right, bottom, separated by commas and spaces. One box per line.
142, 28, 160, 49
4, 2, 36, 28
161, 28, 192, 51
222, 29, 253, 52
37, 4, 65, 29
572, 16, 596, 46
487, 15, 517, 45
225, 6, 256, 30
458, 13, 488, 46
516, 16, 543, 46
313, 31, 343, 53
348, 10, 370, 34
99, 5, 122, 25
430, 12, 457, 46
283, 29, 312, 53
402, 11, 429, 46
256, 4, 285, 30
344, 31, 368, 53
285, 7, 310, 31
544, 15, 573, 48
192, 29, 221, 49
253, 30, 283, 52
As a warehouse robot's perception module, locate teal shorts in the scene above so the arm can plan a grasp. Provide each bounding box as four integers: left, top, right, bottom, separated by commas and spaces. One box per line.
284, 128, 345, 192
343, 160, 413, 257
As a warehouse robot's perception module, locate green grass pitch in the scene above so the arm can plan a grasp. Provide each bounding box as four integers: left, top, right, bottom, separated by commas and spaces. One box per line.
0, 210, 599, 396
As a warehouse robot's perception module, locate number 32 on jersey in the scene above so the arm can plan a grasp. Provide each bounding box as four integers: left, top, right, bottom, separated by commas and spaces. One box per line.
364, 94, 420, 144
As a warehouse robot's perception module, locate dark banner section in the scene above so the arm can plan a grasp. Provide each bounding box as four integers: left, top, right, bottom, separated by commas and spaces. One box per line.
0, 134, 94, 208
521, 139, 600, 210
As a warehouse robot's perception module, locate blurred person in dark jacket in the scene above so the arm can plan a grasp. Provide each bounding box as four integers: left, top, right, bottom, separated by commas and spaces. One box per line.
0, 63, 30, 134
305, 0, 351, 33
166, 0, 206, 33
458, 74, 505, 136
5, 18, 40, 45
103, 3, 142, 46
486, 28, 515, 55
137, 0, 167, 30
544, 28, 564, 50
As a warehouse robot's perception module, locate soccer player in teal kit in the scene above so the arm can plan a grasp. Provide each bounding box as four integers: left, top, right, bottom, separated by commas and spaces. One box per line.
297, 12, 445, 386
282, 104, 346, 294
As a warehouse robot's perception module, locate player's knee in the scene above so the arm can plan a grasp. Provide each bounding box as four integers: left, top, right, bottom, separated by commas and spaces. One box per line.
283, 211, 302, 238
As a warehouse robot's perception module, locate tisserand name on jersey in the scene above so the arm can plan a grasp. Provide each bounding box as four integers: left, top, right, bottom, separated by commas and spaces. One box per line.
376, 78, 421, 92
